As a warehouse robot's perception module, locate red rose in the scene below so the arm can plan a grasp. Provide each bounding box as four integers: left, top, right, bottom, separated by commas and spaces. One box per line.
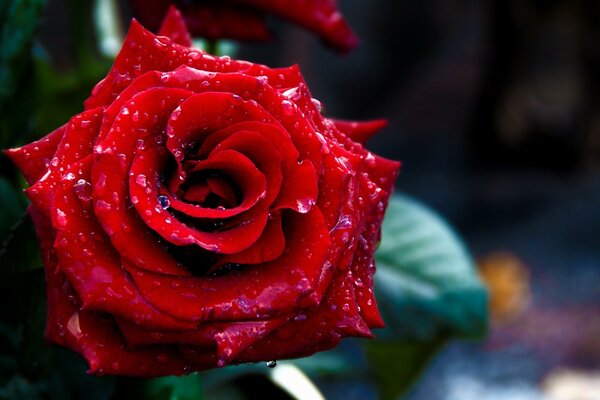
5, 10, 398, 376
130, 0, 359, 52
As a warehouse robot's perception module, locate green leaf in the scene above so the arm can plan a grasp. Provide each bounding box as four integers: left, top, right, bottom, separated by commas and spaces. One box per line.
365, 339, 445, 400
374, 194, 488, 341
144, 374, 204, 400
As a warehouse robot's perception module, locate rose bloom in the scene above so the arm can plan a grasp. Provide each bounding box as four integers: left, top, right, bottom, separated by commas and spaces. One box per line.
5, 9, 399, 376
130, 0, 358, 52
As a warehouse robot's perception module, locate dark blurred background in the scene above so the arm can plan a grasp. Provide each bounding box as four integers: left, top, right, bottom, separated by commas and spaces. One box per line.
23, 0, 600, 398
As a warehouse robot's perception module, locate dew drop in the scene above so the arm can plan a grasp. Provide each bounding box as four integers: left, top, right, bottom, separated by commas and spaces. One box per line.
311, 98, 323, 112
281, 99, 295, 116
135, 174, 147, 187
296, 198, 315, 213
153, 37, 168, 48
157, 195, 170, 209
55, 209, 68, 227
283, 87, 302, 101
95, 200, 112, 212
266, 360, 277, 368
67, 312, 82, 338
256, 75, 268, 86
95, 173, 107, 192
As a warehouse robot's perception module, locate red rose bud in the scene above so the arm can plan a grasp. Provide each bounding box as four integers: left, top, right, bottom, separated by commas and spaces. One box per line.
131, 0, 359, 52
5, 10, 399, 376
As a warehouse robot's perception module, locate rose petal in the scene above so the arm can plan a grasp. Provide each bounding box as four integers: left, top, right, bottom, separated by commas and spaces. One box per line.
158, 5, 193, 47
202, 129, 285, 206
92, 88, 192, 276
214, 210, 285, 267
4, 124, 66, 185
26, 108, 103, 215
126, 209, 330, 323
52, 156, 196, 330
331, 118, 388, 144
235, 268, 371, 363
272, 159, 318, 213
117, 315, 289, 367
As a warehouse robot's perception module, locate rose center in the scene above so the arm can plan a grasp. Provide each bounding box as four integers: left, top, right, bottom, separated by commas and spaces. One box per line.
179, 170, 241, 210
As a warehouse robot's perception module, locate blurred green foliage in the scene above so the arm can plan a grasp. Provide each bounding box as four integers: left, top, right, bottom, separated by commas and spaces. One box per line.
0, 0, 46, 150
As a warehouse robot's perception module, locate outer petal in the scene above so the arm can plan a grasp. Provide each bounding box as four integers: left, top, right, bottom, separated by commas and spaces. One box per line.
331, 118, 388, 145
236, 268, 372, 364
158, 5, 193, 47
26, 108, 103, 215
4, 124, 65, 185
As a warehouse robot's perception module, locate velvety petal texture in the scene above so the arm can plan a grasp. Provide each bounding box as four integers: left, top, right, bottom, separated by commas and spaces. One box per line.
130, 0, 359, 52
5, 10, 399, 377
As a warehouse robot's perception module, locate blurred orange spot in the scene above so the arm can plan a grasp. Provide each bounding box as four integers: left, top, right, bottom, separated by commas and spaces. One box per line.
477, 251, 531, 324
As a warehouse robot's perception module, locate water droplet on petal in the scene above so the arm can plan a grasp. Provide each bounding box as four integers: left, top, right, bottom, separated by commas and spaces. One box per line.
281, 99, 295, 116
67, 312, 82, 338
135, 174, 147, 187
311, 98, 323, 112
55, 209, 68, 227
266, 360, 277, 368
95, 200, 112, 212
157, 195, 170, 209
296, 198, 315, 213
